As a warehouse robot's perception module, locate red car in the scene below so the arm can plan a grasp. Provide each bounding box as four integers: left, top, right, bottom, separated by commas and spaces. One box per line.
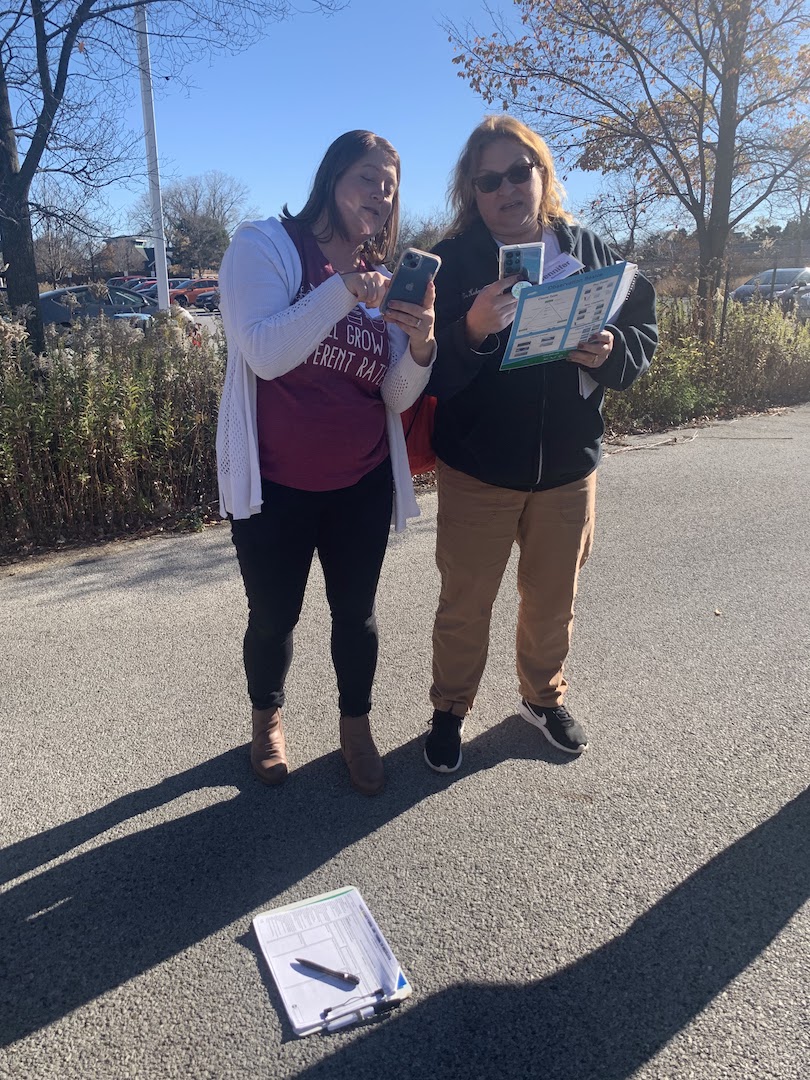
169, 277, 219, 307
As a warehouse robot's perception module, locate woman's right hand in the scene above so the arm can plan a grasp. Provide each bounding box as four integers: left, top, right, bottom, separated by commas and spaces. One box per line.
341, 271, 389, 309
464, 275, 520, 347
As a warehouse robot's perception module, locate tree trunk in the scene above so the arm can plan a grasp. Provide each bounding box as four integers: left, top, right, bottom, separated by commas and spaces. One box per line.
695, 224, 730, 336
0, 58, 45, 356
696, 225, 730, 303
693, 1, 751, 334
0, 183, 45, 355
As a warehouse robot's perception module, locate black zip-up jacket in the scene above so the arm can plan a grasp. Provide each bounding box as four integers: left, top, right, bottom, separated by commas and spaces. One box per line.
427, 219, 658, 490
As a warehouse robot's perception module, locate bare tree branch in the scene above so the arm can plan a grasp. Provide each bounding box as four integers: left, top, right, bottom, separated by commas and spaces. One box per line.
445, 0, 810, 301
0, 0, 343, 349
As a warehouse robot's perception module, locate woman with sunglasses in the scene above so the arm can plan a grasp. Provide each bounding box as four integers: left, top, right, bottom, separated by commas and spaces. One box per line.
423, 115, 657, 773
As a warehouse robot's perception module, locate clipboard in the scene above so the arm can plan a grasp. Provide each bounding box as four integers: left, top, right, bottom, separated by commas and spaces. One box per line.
500, 261, 638, 371
252, 886, 412, 1036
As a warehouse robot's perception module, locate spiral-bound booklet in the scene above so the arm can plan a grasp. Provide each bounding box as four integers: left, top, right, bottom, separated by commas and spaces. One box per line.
500, 261, 638, 370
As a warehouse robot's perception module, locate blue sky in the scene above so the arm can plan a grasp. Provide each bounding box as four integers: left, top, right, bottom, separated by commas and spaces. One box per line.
115, 0, 597, 230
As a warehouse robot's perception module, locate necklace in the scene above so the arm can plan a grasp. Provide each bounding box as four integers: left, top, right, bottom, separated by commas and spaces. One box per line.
329, 254, 363, 274
320, 241, 364, 275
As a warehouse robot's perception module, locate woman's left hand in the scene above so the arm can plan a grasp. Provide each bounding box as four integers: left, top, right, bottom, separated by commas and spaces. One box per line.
382, 280, 436, 367
567, 329, 614, 370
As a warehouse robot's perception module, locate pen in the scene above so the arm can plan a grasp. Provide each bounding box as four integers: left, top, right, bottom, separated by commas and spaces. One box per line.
324, 999, 402, 1032
294, 957, 360, 986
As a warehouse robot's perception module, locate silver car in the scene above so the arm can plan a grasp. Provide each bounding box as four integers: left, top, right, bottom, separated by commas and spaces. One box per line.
38, 284, 157, 326
732, 267, 810, 305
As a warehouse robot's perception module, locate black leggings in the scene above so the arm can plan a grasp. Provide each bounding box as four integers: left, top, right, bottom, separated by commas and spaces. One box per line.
230, 458, 393, 716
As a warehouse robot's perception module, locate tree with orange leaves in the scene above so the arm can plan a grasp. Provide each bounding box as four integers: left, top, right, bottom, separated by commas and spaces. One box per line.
447, 0, 810, 307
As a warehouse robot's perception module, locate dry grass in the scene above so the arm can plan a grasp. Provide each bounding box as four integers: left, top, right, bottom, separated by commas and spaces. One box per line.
0, 312, 224, 556
2, 298, 809, 556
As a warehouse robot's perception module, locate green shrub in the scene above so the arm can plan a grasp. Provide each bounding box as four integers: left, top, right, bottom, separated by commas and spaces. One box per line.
0, 312, 225, 556
2, 294, 810, 556
604, 297, 810, 433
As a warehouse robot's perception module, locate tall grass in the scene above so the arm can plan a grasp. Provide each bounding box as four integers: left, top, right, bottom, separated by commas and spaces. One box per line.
2, 298, 809, 556
0, 312, 224, 555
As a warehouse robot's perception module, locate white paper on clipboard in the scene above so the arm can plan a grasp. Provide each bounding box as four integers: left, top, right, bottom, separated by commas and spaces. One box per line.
252, 886, 412, 1037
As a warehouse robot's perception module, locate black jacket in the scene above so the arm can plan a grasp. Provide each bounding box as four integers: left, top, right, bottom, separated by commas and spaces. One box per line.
427, 219, 658, 490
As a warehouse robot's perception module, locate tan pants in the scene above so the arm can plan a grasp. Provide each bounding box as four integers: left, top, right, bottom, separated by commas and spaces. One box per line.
430, 460, 596, 716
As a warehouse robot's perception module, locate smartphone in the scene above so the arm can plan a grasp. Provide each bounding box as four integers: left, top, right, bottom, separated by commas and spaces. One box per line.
381, 248, 442, 313
498, 242, 545, 285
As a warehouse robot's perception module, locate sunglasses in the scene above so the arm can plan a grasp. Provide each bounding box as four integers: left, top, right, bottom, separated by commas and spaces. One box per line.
472, 162, 537, 194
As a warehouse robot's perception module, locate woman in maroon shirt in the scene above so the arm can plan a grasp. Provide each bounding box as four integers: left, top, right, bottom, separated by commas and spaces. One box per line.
219, 131, 435, 795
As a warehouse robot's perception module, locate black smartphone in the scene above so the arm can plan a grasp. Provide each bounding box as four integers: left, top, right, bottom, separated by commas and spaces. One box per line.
380, 248, 442, 313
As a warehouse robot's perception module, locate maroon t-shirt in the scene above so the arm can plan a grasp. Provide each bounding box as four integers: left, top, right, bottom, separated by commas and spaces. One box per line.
255, 222, 390, 491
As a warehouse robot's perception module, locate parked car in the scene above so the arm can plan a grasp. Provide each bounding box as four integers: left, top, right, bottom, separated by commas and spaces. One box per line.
169, 277, 219, 307
194, 289, 220, 312
39, 285, 157, 326
792, 284, 810, 322
731, 267, 810, 304
106, 275, 152, 288
133, 278, 191, 300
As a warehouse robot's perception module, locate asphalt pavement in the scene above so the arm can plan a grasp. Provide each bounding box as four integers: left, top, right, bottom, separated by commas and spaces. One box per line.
1, 406, 808, 1080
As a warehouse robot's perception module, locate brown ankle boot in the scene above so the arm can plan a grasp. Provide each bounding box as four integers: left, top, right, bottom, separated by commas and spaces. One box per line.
251, 707, 288, 785
339, 713, 384, 795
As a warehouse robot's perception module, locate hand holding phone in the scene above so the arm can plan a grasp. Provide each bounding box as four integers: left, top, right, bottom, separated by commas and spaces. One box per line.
381, 248, 440, 366
498, 243, 545, 296
380, 248, 442, 314
465, 276, 521, 347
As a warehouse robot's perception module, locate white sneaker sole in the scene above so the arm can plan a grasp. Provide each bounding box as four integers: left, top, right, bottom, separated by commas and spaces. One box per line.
518, 700, 588, 754
424, 719, 465, 773
424, 746, 463, 773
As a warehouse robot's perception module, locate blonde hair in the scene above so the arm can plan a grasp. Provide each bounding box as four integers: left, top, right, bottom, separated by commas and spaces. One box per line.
447, 115, 574, 237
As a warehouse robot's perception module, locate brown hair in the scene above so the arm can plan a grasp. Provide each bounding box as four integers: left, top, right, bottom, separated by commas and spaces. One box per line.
446, 115, 574, 237
282, 130, 401, 265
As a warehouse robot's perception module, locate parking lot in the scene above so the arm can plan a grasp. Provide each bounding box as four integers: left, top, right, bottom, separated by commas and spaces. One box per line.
2, 405, 808, 1079
191, 308, 221, 336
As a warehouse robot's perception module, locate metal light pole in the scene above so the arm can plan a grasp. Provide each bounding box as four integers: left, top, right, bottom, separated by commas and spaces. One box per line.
134, 3, 169, 311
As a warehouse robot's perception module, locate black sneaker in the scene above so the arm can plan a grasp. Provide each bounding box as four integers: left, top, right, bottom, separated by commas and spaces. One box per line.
424, 709, 465, 773
518, 700, 588, 754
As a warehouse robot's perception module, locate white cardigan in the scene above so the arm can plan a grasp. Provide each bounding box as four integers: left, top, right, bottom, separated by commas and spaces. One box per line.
216, 218, 434, 531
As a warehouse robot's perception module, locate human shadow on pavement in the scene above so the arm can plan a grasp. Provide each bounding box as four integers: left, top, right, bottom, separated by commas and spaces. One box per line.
3, 730, 805, 1067
0, 717, 568, 889
1, 718, 565, 1045
293, 787, 810, 1080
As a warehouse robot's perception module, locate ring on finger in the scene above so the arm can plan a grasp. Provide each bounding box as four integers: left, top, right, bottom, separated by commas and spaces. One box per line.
415, 318, 422, 329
